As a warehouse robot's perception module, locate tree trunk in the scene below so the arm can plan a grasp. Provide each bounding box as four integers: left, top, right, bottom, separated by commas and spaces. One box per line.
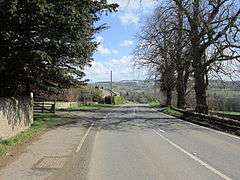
165, 89, 172, 107
194, 67, 208, 114
176, 69, 186, 109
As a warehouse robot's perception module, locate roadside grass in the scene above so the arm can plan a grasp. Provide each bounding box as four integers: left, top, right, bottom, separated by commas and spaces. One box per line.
214, 111, 240, 116
0, 113, 66, 158
162, 107, 183, 118
67, 103, 114, 111
149, 101, 161, 108
0, 103, 115, 157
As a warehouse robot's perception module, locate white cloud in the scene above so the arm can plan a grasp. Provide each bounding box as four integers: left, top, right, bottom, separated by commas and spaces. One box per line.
85, 55, 147, 82
119, 13, 139, 25
121, 40, 134, 47
86, 61, 109, 75
96, 36, 118, 55
97, 44, 111, 55
112, 49, 119, 54
96, 36, 104, 43
108, 0, 158, 27
108, 0, 157, 11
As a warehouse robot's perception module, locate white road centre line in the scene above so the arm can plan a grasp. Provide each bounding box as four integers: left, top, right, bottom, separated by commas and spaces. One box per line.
151, 108, 240, 141
153, 129, 232, 180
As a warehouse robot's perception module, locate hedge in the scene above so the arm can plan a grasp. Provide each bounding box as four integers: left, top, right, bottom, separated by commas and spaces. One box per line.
113, 96, 125, 105
105, 96, 125, 105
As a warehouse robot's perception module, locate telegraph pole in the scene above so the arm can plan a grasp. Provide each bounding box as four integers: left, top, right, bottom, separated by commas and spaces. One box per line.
154, 75, 157, 98
110, 70, 113, 104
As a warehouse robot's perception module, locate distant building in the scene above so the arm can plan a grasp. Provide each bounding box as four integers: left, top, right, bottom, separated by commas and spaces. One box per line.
101, 88, 119, 98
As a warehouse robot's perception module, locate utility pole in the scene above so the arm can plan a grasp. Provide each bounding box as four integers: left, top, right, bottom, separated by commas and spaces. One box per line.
154, 75, 157, 98
110, 70, 113, 104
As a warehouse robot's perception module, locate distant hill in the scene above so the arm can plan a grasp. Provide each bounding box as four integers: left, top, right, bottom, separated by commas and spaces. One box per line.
92, 79, 240, 106
93, 80, 155, 94
209, 80, 240, 90
93, 79, 240, 94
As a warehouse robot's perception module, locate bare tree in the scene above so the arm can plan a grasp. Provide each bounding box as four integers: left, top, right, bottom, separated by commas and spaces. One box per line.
134, 3, 191, 108
173, 0, 240, 113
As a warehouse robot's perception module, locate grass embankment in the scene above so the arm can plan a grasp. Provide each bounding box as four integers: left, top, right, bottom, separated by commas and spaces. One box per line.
161, 107, 240, 119
149, 100, 183, 118
0, 113, 66, 157
149, 101, 161, 108
214, 111, 240, 116
162, 107, 183, 118
67, 103, 114, 111
149, 101, 183, 118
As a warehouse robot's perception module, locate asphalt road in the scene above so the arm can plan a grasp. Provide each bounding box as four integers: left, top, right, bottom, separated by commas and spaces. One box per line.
1, 104, 240, 180
86, 104, 240, 180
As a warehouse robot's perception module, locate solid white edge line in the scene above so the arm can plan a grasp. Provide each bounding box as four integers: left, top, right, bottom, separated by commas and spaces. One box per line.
75, 112, 112, 153
153, 129, 232, 180
75, 123, 94, 153
151, 108, 240, 140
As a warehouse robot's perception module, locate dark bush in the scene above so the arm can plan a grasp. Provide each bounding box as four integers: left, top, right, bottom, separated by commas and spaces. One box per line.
104, 96, 125, 105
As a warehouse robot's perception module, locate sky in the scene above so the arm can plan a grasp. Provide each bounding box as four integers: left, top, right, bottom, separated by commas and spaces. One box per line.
84, 0, 158, 83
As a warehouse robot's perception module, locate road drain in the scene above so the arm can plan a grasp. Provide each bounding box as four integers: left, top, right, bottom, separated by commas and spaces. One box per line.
34, 156, 67, 169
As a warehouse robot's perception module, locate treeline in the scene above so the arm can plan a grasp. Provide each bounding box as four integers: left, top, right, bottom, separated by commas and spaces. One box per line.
135, 0, 240, 114
0, 0, 118, 97
36, 86, 103, 103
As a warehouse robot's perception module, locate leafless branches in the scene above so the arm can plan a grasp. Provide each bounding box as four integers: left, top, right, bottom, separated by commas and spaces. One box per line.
134, 0, 240, 113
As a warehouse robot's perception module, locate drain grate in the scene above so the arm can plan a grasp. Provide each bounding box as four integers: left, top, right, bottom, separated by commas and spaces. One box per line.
34, 156, 67, 169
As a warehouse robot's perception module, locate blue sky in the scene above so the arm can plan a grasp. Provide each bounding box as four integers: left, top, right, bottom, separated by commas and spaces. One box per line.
84, 0, 157, 83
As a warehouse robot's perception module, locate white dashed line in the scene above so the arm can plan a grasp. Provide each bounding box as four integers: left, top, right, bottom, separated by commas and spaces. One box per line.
158, 129, 165, 133
153, 129, 232, 180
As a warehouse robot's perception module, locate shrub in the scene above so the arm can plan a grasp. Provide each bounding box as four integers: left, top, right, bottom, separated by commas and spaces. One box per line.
113, 96, 125, 105
104, 96, 125, 105
105, 96, 112, 104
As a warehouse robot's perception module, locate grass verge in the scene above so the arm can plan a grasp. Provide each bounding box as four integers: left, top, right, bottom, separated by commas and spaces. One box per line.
214, 111, 240, 116
0, 113, 67, 158
149, 101, 161, 108
162, 107, 183, 118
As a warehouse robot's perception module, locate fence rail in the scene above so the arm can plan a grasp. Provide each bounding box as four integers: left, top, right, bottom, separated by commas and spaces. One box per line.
33, 102, 55, 113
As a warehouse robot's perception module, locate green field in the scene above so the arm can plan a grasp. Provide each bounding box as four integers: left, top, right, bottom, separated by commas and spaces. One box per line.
208, 89, 240, 97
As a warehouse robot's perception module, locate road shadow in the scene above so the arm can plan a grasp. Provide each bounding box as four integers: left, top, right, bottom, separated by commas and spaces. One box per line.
57, 106, 206, 133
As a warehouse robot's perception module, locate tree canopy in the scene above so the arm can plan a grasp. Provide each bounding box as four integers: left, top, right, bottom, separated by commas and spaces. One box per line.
0, 0, 118, 97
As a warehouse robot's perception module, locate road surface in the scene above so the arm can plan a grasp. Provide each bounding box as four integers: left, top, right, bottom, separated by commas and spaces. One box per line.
0, 104, 240, 180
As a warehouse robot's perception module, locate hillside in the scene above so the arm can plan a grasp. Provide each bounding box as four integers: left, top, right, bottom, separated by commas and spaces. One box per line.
94, 80, 155, 94
94, 80, 240, 94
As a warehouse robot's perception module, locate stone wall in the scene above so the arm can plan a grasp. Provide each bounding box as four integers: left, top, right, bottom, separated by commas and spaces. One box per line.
55, 101, 79, 110
0, 97, 33, 140
48, 101, 97, 110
